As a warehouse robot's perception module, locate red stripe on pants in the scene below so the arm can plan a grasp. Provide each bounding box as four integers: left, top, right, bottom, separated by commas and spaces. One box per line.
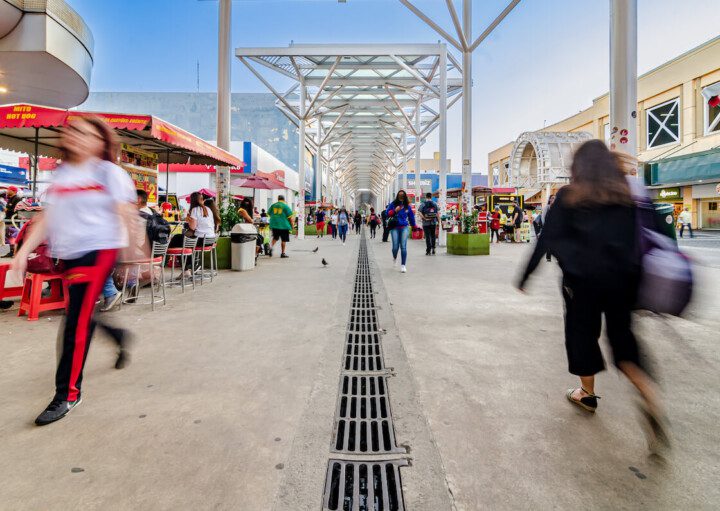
64, 249, 118, 402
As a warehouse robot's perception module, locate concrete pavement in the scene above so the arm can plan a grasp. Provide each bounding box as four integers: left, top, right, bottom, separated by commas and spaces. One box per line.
0, 230, 718, 510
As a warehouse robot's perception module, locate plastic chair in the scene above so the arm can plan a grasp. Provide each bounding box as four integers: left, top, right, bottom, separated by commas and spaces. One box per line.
119, 242, 169, 311
0, 262, 23, 301
194, 236, 217, 285
17, 272, 68, 321
167, 236, 197, 293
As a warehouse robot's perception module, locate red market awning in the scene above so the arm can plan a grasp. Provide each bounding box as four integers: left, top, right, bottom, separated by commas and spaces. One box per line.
230, 175, 284, 190
0, 104, 242, 167
157, 163, 246, 174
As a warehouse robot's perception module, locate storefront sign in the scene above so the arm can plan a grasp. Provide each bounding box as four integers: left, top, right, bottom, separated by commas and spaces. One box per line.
657, 187, 681, 200
408, 179, 432, 187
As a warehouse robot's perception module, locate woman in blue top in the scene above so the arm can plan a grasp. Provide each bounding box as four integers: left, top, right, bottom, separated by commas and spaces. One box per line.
386, 189, 416, 273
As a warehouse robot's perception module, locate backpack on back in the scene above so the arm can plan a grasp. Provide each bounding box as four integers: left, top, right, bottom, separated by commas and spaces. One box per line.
141, 211, 171, 245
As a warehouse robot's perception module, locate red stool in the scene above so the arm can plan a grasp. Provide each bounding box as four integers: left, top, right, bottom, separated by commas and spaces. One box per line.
0, 262, 24, 301
18, 272, 68, 321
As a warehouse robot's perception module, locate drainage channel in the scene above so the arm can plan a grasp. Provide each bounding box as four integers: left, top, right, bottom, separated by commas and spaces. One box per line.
322, 233, 408, 511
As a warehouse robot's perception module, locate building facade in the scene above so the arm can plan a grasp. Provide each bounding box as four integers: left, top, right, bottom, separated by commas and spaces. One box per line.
489, 36, 720, 228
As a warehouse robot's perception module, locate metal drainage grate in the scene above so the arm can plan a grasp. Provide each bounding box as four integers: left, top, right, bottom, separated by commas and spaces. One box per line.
347, 332, 380, 346
344, 344, 384, 371
323, 459, 407, 511
332, 375, 404, 454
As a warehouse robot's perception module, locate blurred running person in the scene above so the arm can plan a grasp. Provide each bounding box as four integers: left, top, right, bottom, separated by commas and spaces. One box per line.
386, 190, 416, 273
11, 116, 139, 426
419, 192, 439, 255
518, 140, 668, 451
268, 195, 293, 258
337, 208, 349, 244
367, 208, 379, 239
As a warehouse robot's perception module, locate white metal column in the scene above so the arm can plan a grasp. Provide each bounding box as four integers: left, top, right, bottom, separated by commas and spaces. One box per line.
461, 0, 472, 214
298, 84, 306, 239
438, 45, 448, 247
609, 0, 637, 160
215, 0, 231, 207
402, 133, 408, 192
316, 117, 323, 207
415, 100, 422, 205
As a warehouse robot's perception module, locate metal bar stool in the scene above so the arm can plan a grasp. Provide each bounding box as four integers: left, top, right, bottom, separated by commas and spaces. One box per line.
167, 236, 197, 293
194, 236, 217, 285
120, 241, 169, 311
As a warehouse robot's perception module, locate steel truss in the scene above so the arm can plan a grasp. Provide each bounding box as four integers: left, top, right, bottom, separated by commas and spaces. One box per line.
236, 43, 461, 238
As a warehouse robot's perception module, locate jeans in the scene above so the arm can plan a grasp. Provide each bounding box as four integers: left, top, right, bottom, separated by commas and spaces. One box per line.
679, 223, 693, 238
329, 224, 336, 239
423, 225, 436, 252
338, 224, 348, 242
102, 275, 118, 298
390, 227, 409, 265
369, 224, 377, 238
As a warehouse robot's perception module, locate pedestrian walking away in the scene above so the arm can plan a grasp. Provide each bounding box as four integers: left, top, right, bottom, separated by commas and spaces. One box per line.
386, 189, 416, 273
353, 211, 362, 234
328, 209, 338, 239
337, 207, 349, 244
367, 207, 380, 239
268, 195, 293, 258
419, 192, 439, 255
517, 140, 669, 452
677, 207, 694, 238
11, 116, 140, 426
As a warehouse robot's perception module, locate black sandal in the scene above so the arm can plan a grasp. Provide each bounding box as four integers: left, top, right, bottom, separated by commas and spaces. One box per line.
566, 387, 600, 413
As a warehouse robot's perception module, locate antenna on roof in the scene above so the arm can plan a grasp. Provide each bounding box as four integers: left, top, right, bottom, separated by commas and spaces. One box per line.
196, 60, 200, 92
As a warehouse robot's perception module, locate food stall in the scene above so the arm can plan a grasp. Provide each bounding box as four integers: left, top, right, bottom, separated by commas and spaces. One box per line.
0, 104, 243, 206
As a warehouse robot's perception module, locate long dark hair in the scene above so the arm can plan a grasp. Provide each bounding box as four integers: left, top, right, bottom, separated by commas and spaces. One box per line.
563, 140, 632, 207
64, 115, 119, 163
240, 198, 253, 217
394, 189, 410, 208
190, 192, 208, 217
203, 197, 222, 229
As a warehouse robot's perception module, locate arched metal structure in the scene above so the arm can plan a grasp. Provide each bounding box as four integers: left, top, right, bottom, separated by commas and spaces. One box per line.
507, 131, 593, 188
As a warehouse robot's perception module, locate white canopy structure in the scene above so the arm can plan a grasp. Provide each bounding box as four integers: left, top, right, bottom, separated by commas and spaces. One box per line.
507, 130, 593, 189
236, 43, 462, 239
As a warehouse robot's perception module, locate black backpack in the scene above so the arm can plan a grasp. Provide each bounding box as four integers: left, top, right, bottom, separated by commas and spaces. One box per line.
140, 210, 171, 245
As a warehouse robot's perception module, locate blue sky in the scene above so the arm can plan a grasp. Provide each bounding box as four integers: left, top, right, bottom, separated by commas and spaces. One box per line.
67, 0, 720, 171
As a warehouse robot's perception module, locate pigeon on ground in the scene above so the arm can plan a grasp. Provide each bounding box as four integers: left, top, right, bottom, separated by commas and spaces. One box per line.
312, 247, 319, 253
321, 258, 329, 267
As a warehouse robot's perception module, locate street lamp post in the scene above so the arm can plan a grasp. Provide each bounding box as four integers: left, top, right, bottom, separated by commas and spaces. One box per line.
609, 0, 637, 161
215, 0, 231, 208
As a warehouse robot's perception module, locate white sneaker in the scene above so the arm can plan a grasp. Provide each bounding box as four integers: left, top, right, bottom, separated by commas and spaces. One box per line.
393, 258, 398, 266
401, 265, 407, 273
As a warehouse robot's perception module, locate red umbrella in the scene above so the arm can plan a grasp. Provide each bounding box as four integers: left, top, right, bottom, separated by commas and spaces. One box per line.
231, 175, 284, 204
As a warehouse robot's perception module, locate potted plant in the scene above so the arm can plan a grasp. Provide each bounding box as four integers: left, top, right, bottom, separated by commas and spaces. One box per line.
447, 211, 490, 255
211, 206, 240, 270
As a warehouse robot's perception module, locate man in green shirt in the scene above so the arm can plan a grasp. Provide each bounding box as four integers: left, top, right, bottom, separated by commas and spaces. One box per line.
268, 195, 293, 258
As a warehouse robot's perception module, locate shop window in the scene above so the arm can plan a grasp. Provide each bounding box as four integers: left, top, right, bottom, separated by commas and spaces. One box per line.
710, 202, 718, 211
703, 82, 720, 135
646, 98, 680, 148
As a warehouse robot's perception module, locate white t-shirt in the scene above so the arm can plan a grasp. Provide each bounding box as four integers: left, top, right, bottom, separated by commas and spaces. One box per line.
190, 205, 216, 238
45, 159, 136, 259
331, 214, 338, 224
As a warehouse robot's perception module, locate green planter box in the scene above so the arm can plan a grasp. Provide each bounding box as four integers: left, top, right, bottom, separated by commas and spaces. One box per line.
447, 233, 490, 256
204, 236, 231, 269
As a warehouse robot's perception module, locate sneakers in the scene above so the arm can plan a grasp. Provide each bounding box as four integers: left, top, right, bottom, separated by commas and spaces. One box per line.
401, 265, 407, 273
426, 249, 430, 255
393, 258, 398, 266
35, 398, 82, 426
432, 248, 436, 255
280, 253, 289, 258
100, 292, 121, 312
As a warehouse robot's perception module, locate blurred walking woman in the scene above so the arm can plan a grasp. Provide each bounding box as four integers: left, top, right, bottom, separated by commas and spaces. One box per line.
337, 208, 349, 244
386, 189, 416, 273
12, 116, 138, 426
518, 140, 668, 450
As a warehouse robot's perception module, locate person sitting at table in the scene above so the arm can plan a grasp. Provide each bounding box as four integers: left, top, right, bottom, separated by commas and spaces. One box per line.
169, 192, 217, 277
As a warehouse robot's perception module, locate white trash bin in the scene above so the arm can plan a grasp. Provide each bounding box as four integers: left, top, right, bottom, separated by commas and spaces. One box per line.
230, 223, 258, 271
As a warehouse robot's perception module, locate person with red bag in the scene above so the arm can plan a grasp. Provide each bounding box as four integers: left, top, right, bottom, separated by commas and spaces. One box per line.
11, 116, 140, 426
